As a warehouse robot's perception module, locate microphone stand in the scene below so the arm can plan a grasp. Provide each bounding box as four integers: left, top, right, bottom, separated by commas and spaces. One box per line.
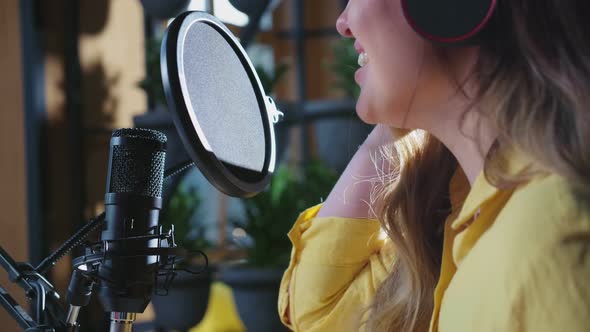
0, 246, 68, 331
109, 312, 136, 332
0, 159, 196, 331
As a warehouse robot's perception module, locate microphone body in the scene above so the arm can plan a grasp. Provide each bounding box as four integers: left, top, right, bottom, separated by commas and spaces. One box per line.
97, 129, 167, 319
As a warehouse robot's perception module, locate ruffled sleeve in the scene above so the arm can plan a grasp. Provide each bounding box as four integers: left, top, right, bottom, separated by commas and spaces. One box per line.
278, 204, 395, 331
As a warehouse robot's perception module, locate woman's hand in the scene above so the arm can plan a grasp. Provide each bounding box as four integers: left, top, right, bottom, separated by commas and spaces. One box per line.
316, 125, 398, 219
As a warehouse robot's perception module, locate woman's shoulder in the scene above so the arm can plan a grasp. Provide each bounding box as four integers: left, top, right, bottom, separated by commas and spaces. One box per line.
499, 172, 590, 240
499, 174, 590, 329
485, 172, 590, 280
441, 173, 590, 331
451, 170, 590, 285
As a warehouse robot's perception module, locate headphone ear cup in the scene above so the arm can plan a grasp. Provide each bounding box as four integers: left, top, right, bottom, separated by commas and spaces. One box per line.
402, 0, 497, 46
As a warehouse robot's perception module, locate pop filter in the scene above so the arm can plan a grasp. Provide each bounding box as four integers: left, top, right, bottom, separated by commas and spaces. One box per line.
161, 11, 282, 198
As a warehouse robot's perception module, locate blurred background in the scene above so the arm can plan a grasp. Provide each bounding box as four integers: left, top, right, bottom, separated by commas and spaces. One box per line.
0, 0, 371, 330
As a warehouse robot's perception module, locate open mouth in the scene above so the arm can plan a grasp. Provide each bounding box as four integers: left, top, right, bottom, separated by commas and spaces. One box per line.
358, 52, 369, 67
354, 40, 369, 67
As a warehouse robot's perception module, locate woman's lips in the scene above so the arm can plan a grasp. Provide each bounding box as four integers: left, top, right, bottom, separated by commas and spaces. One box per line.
354, 40, 365, 54
355, 65, 366, 85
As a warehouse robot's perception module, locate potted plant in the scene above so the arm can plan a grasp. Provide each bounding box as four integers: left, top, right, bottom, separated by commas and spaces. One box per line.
134, 36, 192, 176
314, 37, 373, 172
138, 37, 168, 112
220, 160, 338, 332
151, 184, 214, 331
327, 37, 361, 99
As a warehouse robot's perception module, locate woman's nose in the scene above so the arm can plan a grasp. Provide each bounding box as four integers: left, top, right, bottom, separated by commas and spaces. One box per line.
336, 9, 353, 37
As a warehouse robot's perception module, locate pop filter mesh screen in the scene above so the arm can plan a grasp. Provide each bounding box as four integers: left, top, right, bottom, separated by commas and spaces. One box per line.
181, 22, 266, 173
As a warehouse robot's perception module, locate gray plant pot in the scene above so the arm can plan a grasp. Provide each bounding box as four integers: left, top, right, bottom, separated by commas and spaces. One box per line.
140, 0, 190, 19
219, 265, 288, 332
314, 118, 373, 173
229, 0, 267, 16
229, 0, 283, 16
151, 267, 212, 331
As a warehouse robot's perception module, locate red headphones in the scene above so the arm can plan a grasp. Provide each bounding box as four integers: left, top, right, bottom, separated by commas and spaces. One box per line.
402, 0, 498, 46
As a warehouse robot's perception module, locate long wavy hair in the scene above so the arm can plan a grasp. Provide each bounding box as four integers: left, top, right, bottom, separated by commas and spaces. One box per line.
366, 1, 590, 331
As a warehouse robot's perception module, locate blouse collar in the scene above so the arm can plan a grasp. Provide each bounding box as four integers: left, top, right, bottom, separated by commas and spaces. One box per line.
449, 148, 535, 230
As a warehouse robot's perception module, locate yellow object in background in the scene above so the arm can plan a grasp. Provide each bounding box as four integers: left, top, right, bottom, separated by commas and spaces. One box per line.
190, 281, 246, 332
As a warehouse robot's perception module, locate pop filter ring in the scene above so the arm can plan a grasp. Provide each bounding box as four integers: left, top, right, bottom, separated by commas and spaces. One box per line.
161, 11, 278, 198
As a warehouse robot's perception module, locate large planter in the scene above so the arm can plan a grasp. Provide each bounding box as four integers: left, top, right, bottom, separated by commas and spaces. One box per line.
314, 117, 373, 173
278, 99, 372, 173
151, 267, 212, 331
229, 0, 283, 16
313, 104, 373, 173
140, 0, 190, 19
219, 265, 288, 332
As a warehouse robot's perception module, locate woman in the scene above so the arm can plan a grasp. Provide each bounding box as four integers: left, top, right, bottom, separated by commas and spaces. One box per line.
278, 0, 590, 331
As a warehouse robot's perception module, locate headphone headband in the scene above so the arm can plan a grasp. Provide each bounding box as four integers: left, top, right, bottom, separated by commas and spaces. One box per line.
402, 0, 498, 46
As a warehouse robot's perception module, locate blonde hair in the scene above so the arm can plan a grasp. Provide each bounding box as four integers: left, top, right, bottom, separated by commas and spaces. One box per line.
366, 1, 590, 331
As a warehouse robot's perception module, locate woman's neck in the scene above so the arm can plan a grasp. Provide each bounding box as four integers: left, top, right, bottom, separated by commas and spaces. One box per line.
429, 109, 497, 186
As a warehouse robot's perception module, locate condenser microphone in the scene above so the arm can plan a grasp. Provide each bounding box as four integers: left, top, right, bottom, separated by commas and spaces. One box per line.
98, 128, 167, 331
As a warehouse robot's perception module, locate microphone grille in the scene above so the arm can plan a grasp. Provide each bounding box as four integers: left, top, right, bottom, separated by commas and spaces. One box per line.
112, 128, 167, 143
109, 128, 166, 197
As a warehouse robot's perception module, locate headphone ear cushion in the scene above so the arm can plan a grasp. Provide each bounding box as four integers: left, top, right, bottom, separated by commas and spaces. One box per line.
402, 0, 497, 45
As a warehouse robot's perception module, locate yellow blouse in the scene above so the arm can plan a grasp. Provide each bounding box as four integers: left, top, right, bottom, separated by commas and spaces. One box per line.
278, 157, 590, 331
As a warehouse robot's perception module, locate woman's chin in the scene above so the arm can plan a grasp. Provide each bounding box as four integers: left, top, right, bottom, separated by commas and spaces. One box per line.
355, 94, 378, 125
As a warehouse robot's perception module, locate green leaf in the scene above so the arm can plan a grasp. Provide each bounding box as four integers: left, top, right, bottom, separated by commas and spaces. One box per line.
235, 160, 338, 268
325, 38, 360, 98
160, 185, 210, 252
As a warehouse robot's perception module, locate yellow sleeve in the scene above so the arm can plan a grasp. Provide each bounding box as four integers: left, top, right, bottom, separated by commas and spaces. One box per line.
503, 235, 590, 331
278, 204, 395, 331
